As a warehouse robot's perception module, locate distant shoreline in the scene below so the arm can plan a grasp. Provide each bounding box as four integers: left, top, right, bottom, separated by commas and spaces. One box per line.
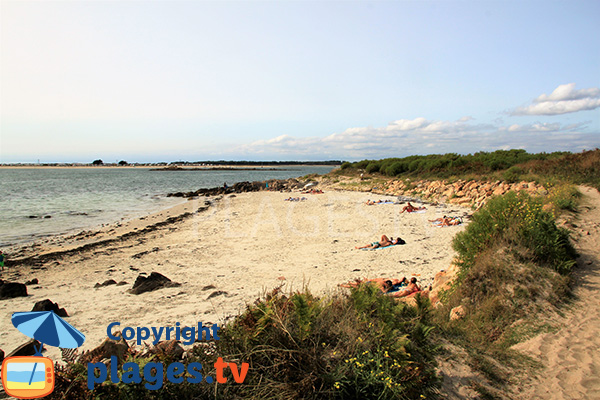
0, 164, 340, 170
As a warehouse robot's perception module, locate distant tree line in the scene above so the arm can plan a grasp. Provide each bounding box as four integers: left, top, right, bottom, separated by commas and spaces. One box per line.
340, 149, 569, 177
338, 149, 600, 189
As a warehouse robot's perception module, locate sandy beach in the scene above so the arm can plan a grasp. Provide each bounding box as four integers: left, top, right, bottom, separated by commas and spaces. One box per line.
0, 188, 470, 360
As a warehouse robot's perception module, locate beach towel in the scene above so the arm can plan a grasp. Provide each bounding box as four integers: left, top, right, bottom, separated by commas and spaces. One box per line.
361, 243, 402, 250
406, 209, 427, 214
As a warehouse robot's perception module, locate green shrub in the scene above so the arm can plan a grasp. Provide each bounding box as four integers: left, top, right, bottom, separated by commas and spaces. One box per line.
340, 161, 352, 170
503, 166, 523, 183
453, 191, 577, 275
365, 162, 381, 174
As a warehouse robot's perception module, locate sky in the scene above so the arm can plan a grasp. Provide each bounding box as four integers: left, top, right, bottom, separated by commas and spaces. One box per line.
1, 0, 599, 163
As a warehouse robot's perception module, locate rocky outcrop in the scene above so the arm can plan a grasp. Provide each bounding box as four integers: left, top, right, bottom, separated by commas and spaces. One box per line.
128, 272, 181, 295
7, 339, 43, 357
428, 263, 460, 307
0, 280, 28, 300
31, 299, 69, 317
94, 279, 117, 288
380, 179, 546, 209
333, 178, 547, 210
167, 178, 304, 198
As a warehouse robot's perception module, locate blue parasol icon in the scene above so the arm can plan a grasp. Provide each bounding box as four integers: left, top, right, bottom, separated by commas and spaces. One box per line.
11, 311, 86, 354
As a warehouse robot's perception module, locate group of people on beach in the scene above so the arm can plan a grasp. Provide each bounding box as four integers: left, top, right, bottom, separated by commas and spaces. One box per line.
340, 276, 422, 298
355, 235, 405, 249
284, 197, 307, 202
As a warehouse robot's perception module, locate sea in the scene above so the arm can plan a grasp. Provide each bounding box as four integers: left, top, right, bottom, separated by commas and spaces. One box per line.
0, 166, 334, 247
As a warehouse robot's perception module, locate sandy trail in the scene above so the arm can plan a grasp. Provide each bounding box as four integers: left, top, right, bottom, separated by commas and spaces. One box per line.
513, 186, 600, 399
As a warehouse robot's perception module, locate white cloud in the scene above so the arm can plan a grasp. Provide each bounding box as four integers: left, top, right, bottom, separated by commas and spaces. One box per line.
234, 117, 599, 160
512, 83, 600, 116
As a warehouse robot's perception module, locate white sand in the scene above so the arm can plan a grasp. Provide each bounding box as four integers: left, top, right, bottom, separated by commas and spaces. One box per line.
1, 190, 470, 360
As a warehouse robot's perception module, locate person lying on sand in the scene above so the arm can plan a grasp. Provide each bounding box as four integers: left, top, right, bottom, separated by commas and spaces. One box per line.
365, 199, 383, 205
430, 216, 461, 226
400, 202, 426, 213
302, 189, 324, 194
387, 277, 420, 297
339, 277, 407, 293
355, 235, 403, 249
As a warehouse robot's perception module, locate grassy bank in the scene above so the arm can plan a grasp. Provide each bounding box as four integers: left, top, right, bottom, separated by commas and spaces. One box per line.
432, 188, 580, 396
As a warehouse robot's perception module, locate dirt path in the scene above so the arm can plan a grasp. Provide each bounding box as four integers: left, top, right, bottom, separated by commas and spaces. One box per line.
513, 186, 600, 399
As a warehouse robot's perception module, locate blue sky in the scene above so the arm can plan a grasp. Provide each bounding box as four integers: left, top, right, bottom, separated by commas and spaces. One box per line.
1, 0, 599, 163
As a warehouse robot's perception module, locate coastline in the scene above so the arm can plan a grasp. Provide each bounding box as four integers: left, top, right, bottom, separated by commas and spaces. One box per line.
0, 185, 471, 362
0, 164, 339, 170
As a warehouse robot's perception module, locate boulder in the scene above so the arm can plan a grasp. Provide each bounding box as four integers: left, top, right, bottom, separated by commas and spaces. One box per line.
94, 279, 117, 288
429, 263, 460, 307
450, 305, 466, 321
0, 281, 28, 300
0, 348, 4, 363
7, 339, 43, 357
31, 299, 69, 317
152, 340, 185, 359
128, 272, 181, 295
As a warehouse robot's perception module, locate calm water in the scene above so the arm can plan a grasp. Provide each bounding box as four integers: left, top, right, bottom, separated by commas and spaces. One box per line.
0, 166, 333, 246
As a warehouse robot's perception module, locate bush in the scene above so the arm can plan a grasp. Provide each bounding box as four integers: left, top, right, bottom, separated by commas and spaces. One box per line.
340, 161, 352, 170
453, 191, 577, 275
503, 166, 523, 183
365, 162, 381, 174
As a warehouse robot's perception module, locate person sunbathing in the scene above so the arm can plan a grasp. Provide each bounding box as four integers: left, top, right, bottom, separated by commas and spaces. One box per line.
355, 235, 402, 249
388, 277, 420, 297
400, 202, 426, 213
428, 216, 447, 223
365, 199, 384, 205
430, 216, 461, 226
339, 277, 406, 293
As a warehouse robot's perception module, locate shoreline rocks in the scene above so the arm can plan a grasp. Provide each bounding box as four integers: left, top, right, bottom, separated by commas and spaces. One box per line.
128, 272, 181, 295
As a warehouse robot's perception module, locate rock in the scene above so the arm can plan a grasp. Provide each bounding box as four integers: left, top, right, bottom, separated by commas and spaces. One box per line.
128, 272, 181, 295
79, 336, 129, 364
450, 305, 466, 321
152, 340, 185, 359
207, 290, 227, 299
0, 281, 28, 300
94, 279, 117, 288
0, 348, 4, 363
7, 339, 43, 357
116, 281, 128, 286
31, 299, 69, 317
25, 278, 39, 285
429, 263, 460, 307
